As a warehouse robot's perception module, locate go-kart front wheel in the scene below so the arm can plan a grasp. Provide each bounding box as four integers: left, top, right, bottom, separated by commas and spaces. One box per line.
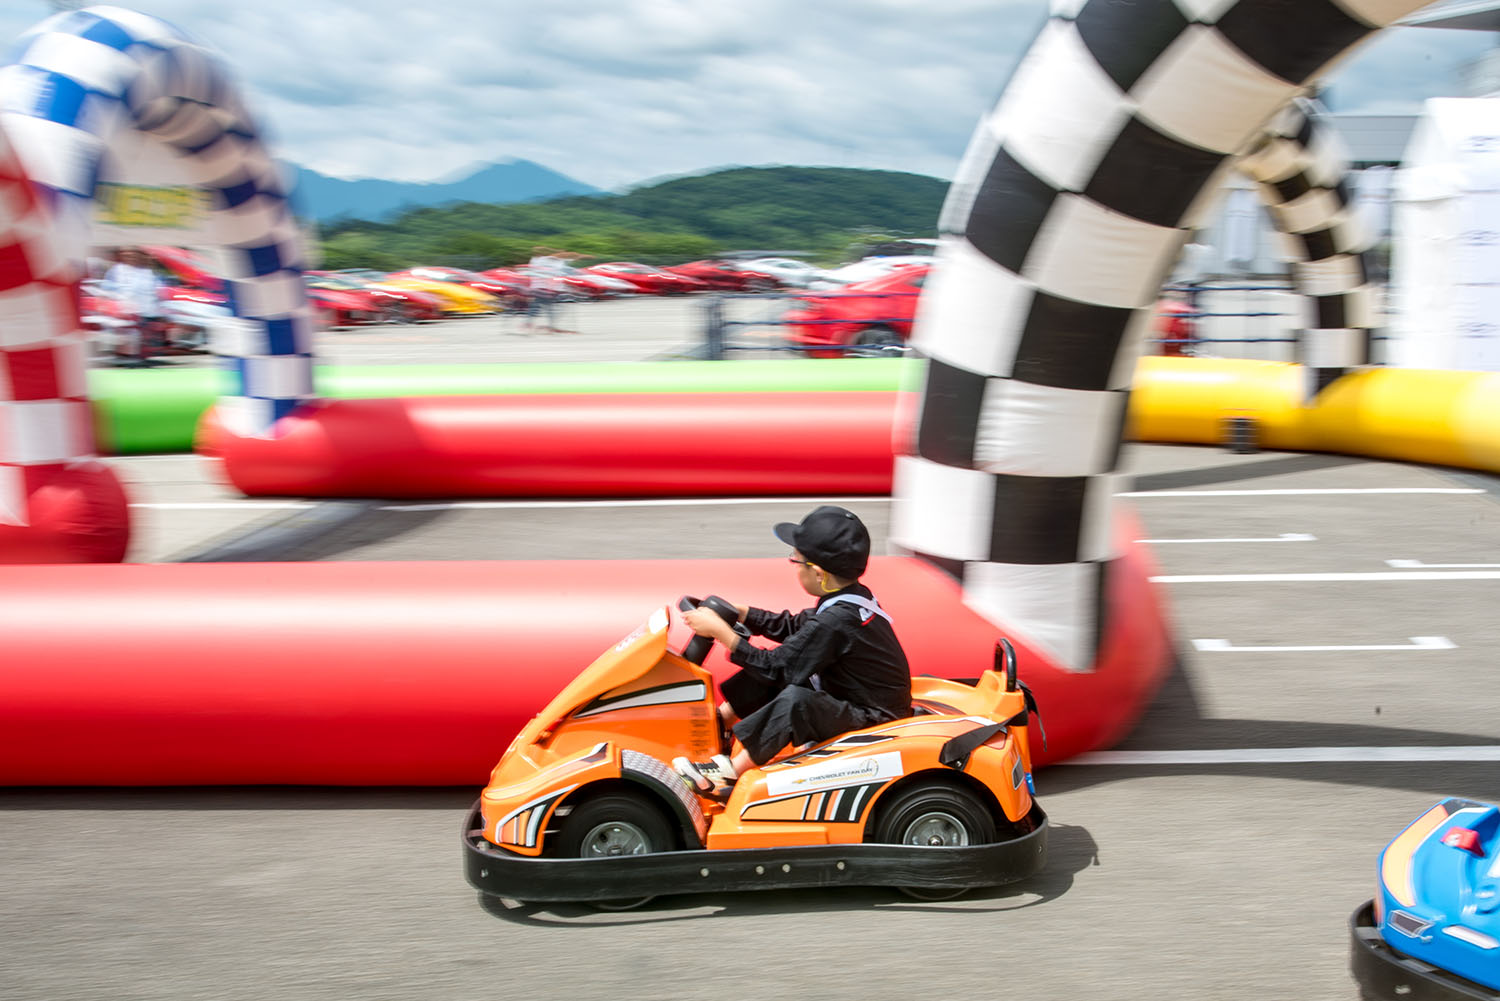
548, 791, 674, 911
870, 782, 998, 901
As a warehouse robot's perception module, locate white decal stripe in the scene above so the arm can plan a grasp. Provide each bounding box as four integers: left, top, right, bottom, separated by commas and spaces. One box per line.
525, 802, 550, 847
826, 789, 844, 821
496, 784, 580, 828
1443, 926, 1498, 950
831, 734, 896, 745
574, 683, 706, 718
748, 788, 851, 811
847, 784, 872, 821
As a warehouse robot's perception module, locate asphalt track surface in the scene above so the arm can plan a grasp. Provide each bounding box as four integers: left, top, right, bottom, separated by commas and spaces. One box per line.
5, 305, 1500, 1001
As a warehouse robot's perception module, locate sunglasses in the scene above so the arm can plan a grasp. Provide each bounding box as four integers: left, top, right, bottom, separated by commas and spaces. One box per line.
787, 557, 814, 567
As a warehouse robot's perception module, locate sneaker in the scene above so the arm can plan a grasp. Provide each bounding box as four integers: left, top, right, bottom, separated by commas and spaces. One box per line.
672, 754, 737, 794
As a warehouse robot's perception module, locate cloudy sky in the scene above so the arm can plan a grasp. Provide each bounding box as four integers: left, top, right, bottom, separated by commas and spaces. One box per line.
1, 1, 1494, 191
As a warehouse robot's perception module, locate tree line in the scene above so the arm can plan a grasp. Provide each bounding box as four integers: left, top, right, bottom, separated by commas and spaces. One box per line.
314, 166, 948, 272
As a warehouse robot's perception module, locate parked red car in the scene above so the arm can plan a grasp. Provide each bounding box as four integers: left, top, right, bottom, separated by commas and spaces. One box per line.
309, 270, 445, 323
583, 262, 706, 295
477, 268, 535, 308
782, 263, 929, 357
305, 272, 411, 326
664, 259, 780, 292
304, 279, 384, 328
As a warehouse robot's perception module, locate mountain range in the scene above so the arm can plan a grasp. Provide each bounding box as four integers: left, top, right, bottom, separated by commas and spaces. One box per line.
287, 158, 601, 223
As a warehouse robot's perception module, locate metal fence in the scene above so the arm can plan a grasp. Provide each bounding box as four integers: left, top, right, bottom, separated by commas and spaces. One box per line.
699, 279, 1391, 363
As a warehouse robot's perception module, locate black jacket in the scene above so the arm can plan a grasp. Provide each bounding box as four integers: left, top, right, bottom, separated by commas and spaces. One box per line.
727, 582, 911, 721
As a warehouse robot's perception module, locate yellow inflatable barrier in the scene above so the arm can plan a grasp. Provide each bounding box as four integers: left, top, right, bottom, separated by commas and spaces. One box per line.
1129, 357, 1500, 475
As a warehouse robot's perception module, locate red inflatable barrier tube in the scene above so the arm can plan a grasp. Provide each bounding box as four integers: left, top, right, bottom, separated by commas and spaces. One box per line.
0, 521, 1168, 786
198, 392, 904, 498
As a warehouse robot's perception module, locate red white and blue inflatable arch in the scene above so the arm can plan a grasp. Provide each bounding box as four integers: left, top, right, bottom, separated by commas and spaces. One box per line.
0, 5, 312, 562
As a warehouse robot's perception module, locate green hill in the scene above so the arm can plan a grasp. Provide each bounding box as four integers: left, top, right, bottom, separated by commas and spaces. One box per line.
316, 166, 949, 271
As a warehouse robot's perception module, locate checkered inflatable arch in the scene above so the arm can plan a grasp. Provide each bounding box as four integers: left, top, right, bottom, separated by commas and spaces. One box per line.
893, 0, 1425, 670
1241, 97, 1377, 396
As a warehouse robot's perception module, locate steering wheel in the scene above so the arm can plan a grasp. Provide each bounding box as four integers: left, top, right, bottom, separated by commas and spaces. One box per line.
677, 594, 748, 665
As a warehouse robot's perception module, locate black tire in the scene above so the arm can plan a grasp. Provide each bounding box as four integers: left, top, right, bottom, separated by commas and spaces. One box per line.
868, 781, 997, 901
545, 790, 674, 910
847, 326, 904, 357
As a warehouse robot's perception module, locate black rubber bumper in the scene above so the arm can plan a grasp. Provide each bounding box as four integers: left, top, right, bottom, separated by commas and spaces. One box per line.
1349, 901, 1499, 1001
462, 800, 1048, 903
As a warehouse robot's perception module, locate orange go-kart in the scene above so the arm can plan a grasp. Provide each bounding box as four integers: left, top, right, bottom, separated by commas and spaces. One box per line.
462, 596, 1048, 908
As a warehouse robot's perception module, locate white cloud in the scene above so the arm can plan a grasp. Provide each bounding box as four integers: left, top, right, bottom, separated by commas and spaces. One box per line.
0, 2, 1492, 190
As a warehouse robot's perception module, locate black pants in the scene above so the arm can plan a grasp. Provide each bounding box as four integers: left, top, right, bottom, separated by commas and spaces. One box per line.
722, 670, 892, 766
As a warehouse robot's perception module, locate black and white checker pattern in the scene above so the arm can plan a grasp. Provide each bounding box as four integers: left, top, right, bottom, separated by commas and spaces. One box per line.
894, 0, 1426, 670
1239, 97, 1377, 396
0, 5, 314, 437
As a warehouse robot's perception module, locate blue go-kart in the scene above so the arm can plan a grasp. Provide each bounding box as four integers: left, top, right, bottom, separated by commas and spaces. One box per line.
1350, 798, 1500, 999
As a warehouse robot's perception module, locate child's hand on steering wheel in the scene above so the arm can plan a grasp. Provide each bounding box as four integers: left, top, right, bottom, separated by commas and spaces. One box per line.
682, 607, 741, 650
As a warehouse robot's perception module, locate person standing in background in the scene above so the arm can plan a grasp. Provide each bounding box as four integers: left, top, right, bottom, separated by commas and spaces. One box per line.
99, 246, 163, 362
523, 247, 583, 333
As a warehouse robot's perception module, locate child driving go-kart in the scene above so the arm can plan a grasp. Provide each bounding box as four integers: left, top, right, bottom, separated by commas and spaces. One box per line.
461, 507, 1049, 908
675, 505, 910, 798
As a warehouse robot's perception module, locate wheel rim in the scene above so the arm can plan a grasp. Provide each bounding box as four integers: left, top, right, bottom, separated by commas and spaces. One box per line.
900, 809, 970, 847
579, 820, 653, 858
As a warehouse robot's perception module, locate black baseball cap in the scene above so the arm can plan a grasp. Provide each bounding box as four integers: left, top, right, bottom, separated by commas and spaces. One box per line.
774, 505, 870, 579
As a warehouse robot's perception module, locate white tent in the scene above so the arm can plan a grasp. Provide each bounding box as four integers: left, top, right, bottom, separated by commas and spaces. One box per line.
1389, 96, 1500, 370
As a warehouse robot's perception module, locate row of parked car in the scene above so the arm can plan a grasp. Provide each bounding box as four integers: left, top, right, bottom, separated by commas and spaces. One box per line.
77, 244, 944, 360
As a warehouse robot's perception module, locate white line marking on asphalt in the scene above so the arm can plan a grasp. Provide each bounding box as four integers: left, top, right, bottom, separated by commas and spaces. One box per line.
1387, 559, 1500, 569
129, 501, 316, 510
1192, 636, 1456, 653
125, 497, 875, 512
111, 453, 217, 461
1120, 488, 1483, 497
378, 497, 875, 511
1153, 571, 1500, 582
1069, 747, 1500, 765
122, 490, 1481, 511
1138, 533, 1316, 544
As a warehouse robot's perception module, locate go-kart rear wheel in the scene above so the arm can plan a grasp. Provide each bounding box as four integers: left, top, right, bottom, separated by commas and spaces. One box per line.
549, 791, 673, 911
870, 782, 997, 901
